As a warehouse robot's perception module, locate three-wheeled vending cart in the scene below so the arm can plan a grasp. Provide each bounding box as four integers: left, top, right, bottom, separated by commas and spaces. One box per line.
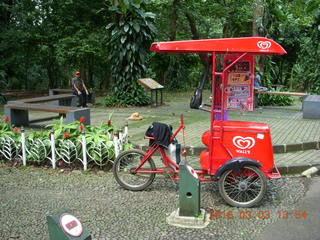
113, 37, 286, 207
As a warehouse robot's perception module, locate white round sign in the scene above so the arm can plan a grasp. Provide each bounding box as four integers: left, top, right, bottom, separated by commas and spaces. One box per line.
60, 213, 83, 237
186, 165, 199, 179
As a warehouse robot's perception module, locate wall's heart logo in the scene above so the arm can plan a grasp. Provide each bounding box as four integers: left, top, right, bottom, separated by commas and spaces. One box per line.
257, 41, 271, 50
233, 136, 255, 149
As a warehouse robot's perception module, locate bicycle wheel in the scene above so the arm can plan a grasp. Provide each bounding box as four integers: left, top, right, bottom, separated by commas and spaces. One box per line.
113, 149, 156, 191
218, 166, 267, 208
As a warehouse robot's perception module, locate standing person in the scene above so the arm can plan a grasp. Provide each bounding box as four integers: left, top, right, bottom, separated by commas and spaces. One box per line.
72, 71, 89, 108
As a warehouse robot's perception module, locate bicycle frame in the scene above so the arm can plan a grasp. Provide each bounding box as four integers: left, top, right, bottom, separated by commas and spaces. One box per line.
131, 115, 214, 181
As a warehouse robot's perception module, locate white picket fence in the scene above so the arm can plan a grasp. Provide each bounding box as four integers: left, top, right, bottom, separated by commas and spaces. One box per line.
0, 125, 128, 170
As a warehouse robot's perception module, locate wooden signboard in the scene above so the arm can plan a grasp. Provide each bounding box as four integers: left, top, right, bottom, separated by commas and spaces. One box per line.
137, 78, 164, 90
137, 78, 164, 106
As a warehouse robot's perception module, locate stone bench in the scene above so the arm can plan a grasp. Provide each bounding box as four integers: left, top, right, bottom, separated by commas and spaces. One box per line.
8, 94, 77, 106
4, 103, 90, 126
303, 95, 320, 119
49, 89, 95, 105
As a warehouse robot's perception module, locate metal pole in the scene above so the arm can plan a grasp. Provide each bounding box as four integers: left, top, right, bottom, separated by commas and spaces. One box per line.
50, 129, 56, 169
21, 126, 26, 166
113, 131, 119, 158
119, 129, 123, 145
81, 130, 87, 171
124, 122, 128, 144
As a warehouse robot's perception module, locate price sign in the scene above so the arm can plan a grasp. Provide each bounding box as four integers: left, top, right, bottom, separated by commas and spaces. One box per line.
223, 55, 254, 111
60, 213, 83, 237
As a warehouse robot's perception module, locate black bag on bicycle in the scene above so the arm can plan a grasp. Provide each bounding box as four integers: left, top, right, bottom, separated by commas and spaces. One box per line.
145, 122, 172, 148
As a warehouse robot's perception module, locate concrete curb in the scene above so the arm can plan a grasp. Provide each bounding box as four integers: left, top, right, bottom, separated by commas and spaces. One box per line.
134, 140, 320, 155
273, 140, 320, 153
277, 162, 320, 175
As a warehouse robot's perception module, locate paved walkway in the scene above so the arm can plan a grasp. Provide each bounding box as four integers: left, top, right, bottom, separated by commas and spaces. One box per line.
258, 177, 320, 240
1, 91, 320, 170
0, 166, 314, 240
1, 92, 319, 240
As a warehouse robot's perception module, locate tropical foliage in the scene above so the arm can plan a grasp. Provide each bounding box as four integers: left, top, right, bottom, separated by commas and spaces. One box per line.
104, 0, 155, 106
1, 0, 319, 105
0, 116, 132, 166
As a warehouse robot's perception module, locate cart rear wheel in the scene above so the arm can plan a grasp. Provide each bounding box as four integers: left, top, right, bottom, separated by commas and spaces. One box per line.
113, 149, 156, 191
218, 166, 267, 208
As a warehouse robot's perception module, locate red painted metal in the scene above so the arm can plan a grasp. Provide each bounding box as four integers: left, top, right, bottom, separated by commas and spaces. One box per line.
150, 37, 286, 55
132, 37, 287, 181
200, 121, 274, 175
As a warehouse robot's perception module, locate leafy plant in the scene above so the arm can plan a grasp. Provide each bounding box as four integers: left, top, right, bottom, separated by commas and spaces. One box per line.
45, 117, 85, 141
257, 87, 294, 106
0, 116, 20, 140
106, 0, 155, 106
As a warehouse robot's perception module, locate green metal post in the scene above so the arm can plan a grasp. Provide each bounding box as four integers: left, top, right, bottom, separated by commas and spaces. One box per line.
47, 209, 91, 240
178, 160, 201, 217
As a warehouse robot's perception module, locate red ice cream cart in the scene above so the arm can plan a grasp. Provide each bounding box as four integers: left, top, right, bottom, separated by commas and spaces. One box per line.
113, 37, 286, 207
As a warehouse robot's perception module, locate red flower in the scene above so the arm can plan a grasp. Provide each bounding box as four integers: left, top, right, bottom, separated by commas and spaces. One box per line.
63, 132, 70, 139
107, 120, 112, 126
13, 127, 19, 133
79, 116, 85, 123
4, 116, 9, 123
80, 125, 85, 131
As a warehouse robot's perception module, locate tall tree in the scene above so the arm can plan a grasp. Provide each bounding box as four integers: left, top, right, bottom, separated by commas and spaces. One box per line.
106, 0, 156, 106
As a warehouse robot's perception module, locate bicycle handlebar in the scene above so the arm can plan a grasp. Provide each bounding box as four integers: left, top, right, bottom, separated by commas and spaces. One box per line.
199, 104, 211, 113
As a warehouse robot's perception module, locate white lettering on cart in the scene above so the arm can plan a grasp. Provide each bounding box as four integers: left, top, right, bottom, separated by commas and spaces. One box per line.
236, 149, 251, 154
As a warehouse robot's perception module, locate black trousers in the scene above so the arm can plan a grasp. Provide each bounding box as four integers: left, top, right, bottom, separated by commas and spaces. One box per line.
74, 90, 87, 107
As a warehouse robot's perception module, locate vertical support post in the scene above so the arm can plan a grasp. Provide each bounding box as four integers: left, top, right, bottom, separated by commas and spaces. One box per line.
21, 126, 27, 166
118, 128, 124, 153
178, 160, 200, 217
124, 122, 128, 144
113, 131, 119, 158
166, 160, 209, 228
81, 130, 87, 171
50, 129, 56, 169
209, 52, 217, 174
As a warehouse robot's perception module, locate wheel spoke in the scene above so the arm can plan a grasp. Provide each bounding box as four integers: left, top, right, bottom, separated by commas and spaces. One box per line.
219, 166, 267, 207
113, 150, 156, 191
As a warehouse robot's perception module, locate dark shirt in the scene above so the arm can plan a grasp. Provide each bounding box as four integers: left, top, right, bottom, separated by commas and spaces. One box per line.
145, 122, 172, 148
72, 77, 84, 91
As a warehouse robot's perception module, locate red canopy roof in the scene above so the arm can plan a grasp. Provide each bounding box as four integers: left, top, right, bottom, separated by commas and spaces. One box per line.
150, 37, 286, 55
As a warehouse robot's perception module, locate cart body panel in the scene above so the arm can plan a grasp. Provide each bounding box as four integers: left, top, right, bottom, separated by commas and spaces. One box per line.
200, 121, 274, 175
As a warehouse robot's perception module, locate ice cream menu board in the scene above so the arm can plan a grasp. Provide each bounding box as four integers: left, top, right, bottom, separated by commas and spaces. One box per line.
223, 55, 254, 111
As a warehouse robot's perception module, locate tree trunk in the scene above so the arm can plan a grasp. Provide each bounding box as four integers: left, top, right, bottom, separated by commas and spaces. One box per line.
87, 55, 94, 88
185, 11, 211, 86
185, 12, 199, 40
253, 0, 266, 77
0, 0, 13, 30
47, 46, 58, 89
169, 0, 180, 41
253, 0, 265, 36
